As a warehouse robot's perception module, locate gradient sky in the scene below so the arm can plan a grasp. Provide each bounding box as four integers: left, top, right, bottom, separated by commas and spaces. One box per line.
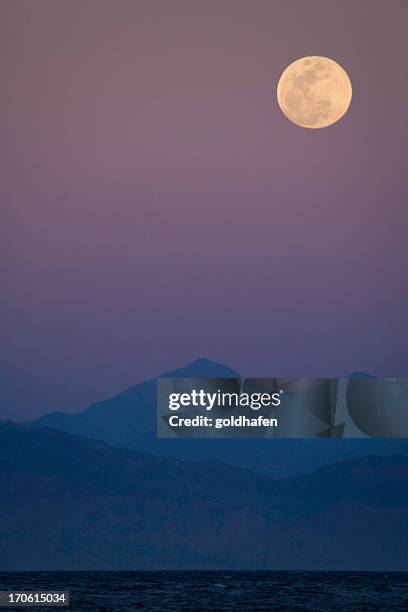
2, 0, 408, 420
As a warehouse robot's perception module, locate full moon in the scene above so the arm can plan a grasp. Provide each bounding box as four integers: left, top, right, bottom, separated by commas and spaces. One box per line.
277, 56, 352, 129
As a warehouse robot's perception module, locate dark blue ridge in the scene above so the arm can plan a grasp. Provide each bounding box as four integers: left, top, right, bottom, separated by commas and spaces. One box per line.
1, 423, 408, 570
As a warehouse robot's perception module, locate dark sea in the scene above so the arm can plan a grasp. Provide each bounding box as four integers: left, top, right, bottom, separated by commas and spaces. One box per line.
0, 571, 407, 611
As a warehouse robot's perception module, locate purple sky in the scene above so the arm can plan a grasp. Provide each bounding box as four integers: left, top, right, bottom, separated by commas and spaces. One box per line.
2, 0, 408, 420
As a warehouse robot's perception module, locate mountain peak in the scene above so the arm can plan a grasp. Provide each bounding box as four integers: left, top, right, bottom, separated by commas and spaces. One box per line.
160, 357, 240, 379
348, 372, 377, 379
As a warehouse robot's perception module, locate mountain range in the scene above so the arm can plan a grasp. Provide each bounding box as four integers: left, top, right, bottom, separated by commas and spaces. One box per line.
1, 422, 408, 570
27, 358, 408, 478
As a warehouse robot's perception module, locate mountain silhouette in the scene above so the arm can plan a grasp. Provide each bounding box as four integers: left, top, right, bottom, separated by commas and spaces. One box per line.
27, 358, 408, 478
1, 423, 408, 570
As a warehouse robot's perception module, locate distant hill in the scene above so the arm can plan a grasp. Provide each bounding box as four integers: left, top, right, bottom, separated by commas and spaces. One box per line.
27, 358, 408, 478
28, 357, 238, 439
1, 423, 408, 570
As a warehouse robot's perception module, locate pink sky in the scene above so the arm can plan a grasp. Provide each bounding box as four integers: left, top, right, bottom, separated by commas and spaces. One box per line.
1, 0, 408, 419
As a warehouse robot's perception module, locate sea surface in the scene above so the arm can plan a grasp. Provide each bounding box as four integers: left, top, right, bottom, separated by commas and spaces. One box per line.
0, 571, 407, 611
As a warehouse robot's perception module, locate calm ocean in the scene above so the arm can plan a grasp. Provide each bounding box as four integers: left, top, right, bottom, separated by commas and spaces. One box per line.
0, 571, 407, 611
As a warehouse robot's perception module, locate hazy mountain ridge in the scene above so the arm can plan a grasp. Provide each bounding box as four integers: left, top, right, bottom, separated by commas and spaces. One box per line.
1, 423, 408, 570
26, 358, 408, 478
28, 358, 238, 435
